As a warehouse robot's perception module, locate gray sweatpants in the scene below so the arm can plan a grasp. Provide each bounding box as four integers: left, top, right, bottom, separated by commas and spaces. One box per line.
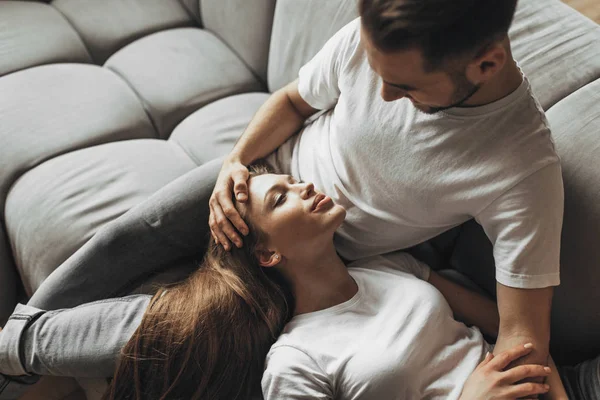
27, 157, 224, 311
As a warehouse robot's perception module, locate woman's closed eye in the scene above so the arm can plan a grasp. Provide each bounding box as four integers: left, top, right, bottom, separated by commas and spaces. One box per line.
274, 193, 287, 207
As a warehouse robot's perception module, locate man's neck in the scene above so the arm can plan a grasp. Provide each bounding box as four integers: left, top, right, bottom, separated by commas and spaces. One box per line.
463, 53, 523, 108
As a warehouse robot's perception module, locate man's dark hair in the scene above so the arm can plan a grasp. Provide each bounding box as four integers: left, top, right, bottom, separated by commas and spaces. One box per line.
359, 0, 519, 71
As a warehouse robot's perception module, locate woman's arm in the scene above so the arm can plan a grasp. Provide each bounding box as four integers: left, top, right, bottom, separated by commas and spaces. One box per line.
428, 270, 499, 339
0, 295, 150, 399
428, 271, 567, 399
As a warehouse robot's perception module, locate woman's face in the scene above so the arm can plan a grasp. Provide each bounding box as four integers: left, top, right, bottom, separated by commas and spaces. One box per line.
245, 174, 346, 258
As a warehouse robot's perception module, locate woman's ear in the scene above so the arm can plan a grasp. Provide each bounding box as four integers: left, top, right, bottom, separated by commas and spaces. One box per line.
256, 249, 282, 268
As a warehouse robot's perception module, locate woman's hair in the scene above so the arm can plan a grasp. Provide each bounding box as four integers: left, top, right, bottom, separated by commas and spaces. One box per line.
103, 162, 294, 400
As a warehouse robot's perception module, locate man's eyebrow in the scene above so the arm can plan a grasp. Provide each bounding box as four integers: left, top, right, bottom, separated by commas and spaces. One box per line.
263, 176, 294, 209
383, 80, 417, 91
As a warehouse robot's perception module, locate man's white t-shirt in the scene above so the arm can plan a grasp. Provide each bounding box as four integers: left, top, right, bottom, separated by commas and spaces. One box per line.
262, 252, 493, 400
267, 18, 564, 289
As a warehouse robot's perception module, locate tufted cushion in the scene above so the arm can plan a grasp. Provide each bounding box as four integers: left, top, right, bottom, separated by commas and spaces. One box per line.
0, 1, 91, 77
5, 139, 197, 295
105, 28, 264, 139
509, 0, 600, 110
170, 92, 270, 165
0, 224, 17, 327
200, 0, 276, 83
52, 0, 196, 64
267, 0, 359, 92
0, 64, 156, 214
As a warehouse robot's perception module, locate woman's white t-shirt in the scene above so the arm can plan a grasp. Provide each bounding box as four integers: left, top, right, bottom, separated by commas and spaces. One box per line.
261, 252, 492, 400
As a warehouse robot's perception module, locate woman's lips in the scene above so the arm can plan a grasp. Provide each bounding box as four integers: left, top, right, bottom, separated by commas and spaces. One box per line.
312, 195, 333, 212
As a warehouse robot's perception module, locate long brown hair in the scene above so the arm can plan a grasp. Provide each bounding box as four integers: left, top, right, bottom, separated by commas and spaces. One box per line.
103, 163, 293, 400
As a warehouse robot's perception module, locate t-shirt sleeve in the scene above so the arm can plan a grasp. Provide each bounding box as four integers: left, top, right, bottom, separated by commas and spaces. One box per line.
475, 162, 564, 289
262, 345, 332, 400
297, 18, 360, 110
377, 251, 431, 281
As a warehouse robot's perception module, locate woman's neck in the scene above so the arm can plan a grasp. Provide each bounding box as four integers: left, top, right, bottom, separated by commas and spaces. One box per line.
284, 245, 358, 316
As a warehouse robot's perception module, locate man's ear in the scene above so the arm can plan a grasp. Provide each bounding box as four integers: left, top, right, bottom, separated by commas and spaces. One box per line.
465, 42, 507, 84
256, 249, 282, 268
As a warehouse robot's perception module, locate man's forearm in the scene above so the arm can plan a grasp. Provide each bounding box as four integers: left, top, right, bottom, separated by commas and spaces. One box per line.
229, 80, 316, 165
494, 284, 553, 364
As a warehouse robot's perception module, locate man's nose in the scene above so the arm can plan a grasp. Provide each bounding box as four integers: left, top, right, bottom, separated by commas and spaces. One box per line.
381, 83, 406, 102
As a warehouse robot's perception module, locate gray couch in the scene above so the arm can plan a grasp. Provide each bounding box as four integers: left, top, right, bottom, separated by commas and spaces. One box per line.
0, 0, 599, 390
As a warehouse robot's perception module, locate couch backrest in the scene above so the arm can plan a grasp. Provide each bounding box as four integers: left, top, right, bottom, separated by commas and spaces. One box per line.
267, 0, 359, 92
198, 0, 277, 84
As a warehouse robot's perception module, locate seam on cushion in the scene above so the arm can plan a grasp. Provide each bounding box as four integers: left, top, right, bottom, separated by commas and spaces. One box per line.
177, 0, 203, 27
47, 2, 94, 63
103, 66, 161, 139
167, 138, 202, 167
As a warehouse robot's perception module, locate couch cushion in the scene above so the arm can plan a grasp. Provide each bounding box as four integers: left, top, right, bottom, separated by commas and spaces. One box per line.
52, 0, 196, 64
5, 139, 197, 296
450, 78, 600, 365
0, 64, 157, 214
267, 0, 358, 92
180, 0, 202, 24
170, 92, 270, 165
200, 0, 276, 83
0, 224, 18, 326
105, 28, 265, 139
509, 0, 600, 110
0, 1, 91, 77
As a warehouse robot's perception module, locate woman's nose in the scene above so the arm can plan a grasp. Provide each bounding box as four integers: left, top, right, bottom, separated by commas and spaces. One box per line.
300, 182, 315, 199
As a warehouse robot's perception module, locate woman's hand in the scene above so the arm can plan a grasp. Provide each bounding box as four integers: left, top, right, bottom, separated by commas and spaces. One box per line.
208, 158, 250, 250
460, 343, 552, 400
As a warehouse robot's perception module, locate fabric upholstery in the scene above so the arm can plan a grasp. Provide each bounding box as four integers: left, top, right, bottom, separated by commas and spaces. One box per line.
0, 1, 91, 77
5, 139, 197, 296
52, 0, 196, 64
509, 0, 600, 110
267, 0, 358, 92
105, 28, 264, 139
0, 64, 156, 214
451, 78, 600, 365
200, 0, 276, 83
180, 0, 202, 24
0, 223, 17, 327
170, 92, 270, 165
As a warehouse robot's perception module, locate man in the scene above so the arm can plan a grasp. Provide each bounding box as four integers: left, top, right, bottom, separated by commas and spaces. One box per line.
209, 0, 562, 384
0, 0, 562, 397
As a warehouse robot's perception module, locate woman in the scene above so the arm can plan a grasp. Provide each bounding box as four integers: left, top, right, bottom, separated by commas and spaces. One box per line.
0, 165, 596, 399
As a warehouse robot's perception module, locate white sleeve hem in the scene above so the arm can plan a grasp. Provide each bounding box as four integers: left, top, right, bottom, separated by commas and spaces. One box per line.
495, 268, 560, 289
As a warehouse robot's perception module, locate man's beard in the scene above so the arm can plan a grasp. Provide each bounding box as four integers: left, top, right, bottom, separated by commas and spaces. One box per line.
414, 70, 482, 115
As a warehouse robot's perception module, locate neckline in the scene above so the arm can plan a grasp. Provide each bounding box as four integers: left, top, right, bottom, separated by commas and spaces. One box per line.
291, 276, 362, 323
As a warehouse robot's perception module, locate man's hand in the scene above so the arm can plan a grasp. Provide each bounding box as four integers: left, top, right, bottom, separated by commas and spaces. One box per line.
209, 158, 250, 250
460, 343, 551, 400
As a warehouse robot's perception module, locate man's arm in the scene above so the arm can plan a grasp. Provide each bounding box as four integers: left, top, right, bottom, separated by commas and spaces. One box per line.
209, 80, 318, 249
474, 163, 564, 393
429, 271, 567, 399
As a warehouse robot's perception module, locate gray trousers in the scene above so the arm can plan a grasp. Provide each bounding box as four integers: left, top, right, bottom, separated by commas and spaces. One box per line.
1, 157, 223, 399
27, 157, 223, 311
